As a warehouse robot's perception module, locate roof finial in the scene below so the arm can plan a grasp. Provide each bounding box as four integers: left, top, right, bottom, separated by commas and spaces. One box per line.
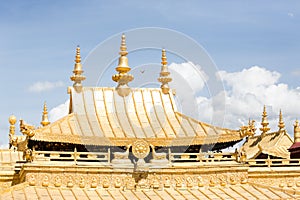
278, 109, 285, 131
158, 49, 172, 94
70, 45, 86, 92
9, 115, 17, 135
41, 102, 50, 127
112, 34, 134, 97
260, 105, 270, 136
294, 119, 300, 143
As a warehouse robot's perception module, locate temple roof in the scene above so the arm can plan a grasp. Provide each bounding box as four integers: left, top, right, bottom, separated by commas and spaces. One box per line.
289, 142, 300, 150
241, 131, 293, 159
0, 182, 298, 199
31, 87, 243, 146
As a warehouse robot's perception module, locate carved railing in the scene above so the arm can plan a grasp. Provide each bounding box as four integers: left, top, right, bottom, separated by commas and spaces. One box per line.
169, 151, 236, 163
246, 158, 300, 167
33, 149, 110, 164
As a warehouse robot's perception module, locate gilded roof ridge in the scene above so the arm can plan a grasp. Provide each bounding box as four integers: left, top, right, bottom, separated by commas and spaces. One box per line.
176, 111, 239, 132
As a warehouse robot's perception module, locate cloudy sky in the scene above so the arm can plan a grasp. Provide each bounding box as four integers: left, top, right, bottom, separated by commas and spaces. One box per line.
1, 1, 300, 147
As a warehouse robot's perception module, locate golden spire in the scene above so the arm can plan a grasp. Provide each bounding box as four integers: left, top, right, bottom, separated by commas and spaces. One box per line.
158, 49, 172, 94
70, 46, 86, 92
112, 34, 134, 97
41, 102, 50, 127
259, 105, 270, 136
278, 109, 285, 131
294, 119, 300, 142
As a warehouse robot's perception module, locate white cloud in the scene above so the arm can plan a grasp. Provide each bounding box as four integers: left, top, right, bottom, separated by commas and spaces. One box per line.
169, 62, 209, 94
197, 66, 300, 135
46, 65, 300, 139
28, 81, 65, 93
48, 100, 69, 122
288, 12, 294, 18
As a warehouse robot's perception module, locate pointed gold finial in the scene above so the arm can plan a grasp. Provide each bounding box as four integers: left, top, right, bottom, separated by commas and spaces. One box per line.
294, 119, 300, 142
70, 45, 86, 92
120, 34, 128, 56
41, 102, 50, 127
260, 105, 270, 136
112, 34, 134, 97
278, 109, 285, 131
158, 49, 172, 94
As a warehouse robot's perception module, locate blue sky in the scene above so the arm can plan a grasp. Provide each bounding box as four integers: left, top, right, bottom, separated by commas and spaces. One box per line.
1, 1, 300, 147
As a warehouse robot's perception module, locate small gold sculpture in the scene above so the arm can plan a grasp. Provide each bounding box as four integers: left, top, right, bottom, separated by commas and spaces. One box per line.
20, 119, 35, 137
42, 176, 49, 187
91, 177, 98, 188
175, 176, 182, 188
54, 176, 62, 187
186, 176, 194, 188
152, 173, 160, 189
114, 177, 122, 188
197, 176, 204, 187
164, 176, 171, 188
23, 148, 33, 162
67, 176, 74, 188
132, 140, 150, 159
28, 175, 36, 186
102, 176, 110, 188
209, 176, 216, 187
79, 176, 85, 188
229, 175, 237, 185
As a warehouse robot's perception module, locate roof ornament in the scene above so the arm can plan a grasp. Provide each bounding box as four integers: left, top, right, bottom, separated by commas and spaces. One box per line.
294, 119, 300, 143
112, 34, 134, 97
158, 49, 172, 94
278, 109, 285, 132
9, 115, 17, 135
41, 102, 50, 127
259, 105, 270, 136
70, 46, 86, 92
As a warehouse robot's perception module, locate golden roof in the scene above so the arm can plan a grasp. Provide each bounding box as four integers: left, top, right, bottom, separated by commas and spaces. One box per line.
241, 131, 293, 159
0, 181, 298, 199
31, 87, 243, 146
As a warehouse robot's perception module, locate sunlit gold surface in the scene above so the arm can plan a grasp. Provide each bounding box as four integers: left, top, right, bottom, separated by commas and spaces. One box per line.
294, 119, 300, 142
40, 102, 50, 127
31, 87, 243, 146
241, 130, 293, 159
3, 36, 300, 200
260, 105, 270, 135
112, 34, 134, 97
70, 46, 86, 91
158, 49, 172, 94
278, 109, 286, 131
9, 115, 16, 126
